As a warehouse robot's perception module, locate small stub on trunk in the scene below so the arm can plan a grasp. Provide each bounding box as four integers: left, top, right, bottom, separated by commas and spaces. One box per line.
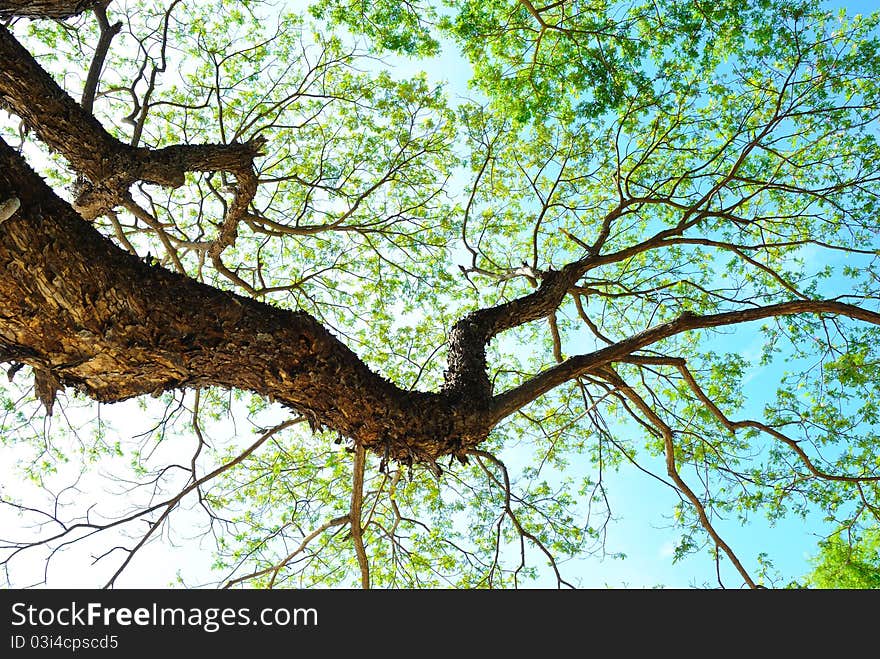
0, 197, 20, 223
33, 367, 61, 416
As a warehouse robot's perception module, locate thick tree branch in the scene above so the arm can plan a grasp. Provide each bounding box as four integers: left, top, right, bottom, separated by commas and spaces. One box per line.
490, 302, 880, 423
0, 137, 490, 462
444, 260, 588, 401
349, 444, 370, 589
0, 25, 264, 224
0, 0, 101, 18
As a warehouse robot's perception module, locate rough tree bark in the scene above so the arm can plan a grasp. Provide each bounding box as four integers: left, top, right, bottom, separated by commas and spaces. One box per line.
0, 138, 498, 465
0, 0, 101, 19
0, 25, 263, 223
5, 135, 879, 470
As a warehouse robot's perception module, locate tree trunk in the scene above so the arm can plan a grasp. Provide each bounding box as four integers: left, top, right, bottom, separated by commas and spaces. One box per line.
0, 138, 491, 465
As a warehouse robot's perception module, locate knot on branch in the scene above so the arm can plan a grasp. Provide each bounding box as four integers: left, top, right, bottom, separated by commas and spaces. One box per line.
71, 179, 121, 219
0, 196, 20, 223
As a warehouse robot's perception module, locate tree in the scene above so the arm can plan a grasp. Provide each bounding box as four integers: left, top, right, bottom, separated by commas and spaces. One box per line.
0, 0, 878, 589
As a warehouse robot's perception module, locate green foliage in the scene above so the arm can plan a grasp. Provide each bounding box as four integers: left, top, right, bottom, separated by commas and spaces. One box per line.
310, 0, 440, 56
800, 527, 880, 589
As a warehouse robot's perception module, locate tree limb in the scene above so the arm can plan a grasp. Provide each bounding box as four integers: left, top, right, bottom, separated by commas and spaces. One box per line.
598, 366, 757, 588
79, 2, 121, 114
0, 0, 102, 19
0, 136, 492, 462
491, 302, 880, 423
0, 25, 264, 224
349, 443, 370, 589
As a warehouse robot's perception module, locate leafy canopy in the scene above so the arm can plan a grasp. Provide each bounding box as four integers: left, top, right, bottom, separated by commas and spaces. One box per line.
0, 0, 879, 588
797, 525, 880, 588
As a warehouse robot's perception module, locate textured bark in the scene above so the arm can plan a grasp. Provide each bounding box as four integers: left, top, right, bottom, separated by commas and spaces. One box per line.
0, 138, 491, 463
443, 262, 588, 401
4, 133, 879, 467
0, 0, 100, 18
0, 26, 263, 219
